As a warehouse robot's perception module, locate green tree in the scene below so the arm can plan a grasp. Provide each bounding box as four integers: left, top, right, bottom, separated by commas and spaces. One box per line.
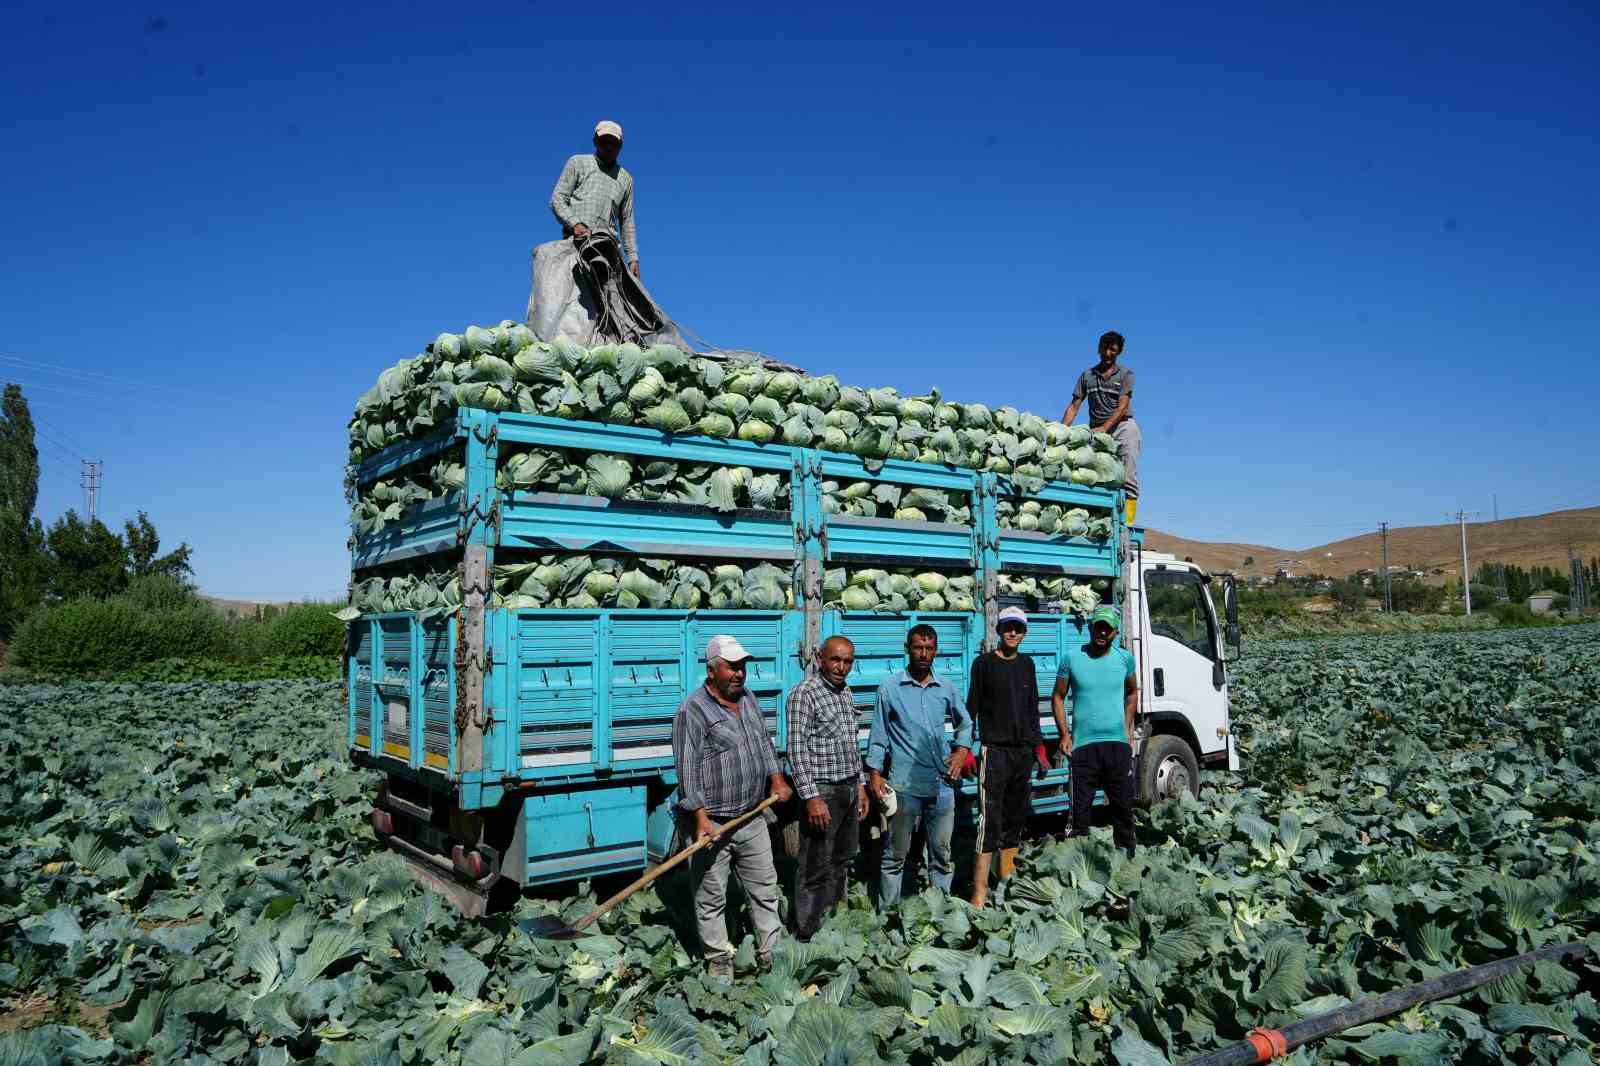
124, 511, 194, 584
45, 511, 131, 601
1330, 575, 1366, 612
0, 384, 47, 639
0, 384, 39, 519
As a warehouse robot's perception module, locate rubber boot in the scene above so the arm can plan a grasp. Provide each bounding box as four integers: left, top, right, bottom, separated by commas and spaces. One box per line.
1125, 497, 1138, 525
969, 852, 992, 907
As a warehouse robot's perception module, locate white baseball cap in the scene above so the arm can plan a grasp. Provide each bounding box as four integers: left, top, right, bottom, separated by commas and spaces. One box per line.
594, 119, 623, 140
705, 635, 751, 663
998, 606, 1029, 628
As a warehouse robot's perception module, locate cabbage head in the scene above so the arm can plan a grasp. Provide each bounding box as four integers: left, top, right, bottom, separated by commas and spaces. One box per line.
642, 401, 692, 433
584, 454, 632, 497
724, 365, 770, 397
747, 395, 784, 424
677, 386, 708, 417
801, 375, 840, 408
512, 344, 566, 384
836, 387, 869, 413
737, 419, 777, 444
696, 413, 736, 438
626, 367, 667, 406
763, 372, 802, 402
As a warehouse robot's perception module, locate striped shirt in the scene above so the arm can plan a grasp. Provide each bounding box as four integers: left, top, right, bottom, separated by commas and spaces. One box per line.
549, 153, 638, 262
787, 674, 865, 800
673, 684, 780, 819
1070, 364, 1135, 426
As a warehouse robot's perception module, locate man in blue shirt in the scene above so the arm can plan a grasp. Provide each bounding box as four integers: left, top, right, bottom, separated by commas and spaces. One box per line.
865, 624, 973, 907
1050, 606, 1140, 855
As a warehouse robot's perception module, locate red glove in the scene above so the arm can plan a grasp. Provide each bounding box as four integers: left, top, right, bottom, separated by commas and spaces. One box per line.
1034, 743, 1050, 780
964, 751, 977, 777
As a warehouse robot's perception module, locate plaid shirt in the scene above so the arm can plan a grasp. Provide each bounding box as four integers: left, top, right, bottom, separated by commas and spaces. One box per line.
549, 153, 638, 262
786, 674, 865, 801
672, 684, 779, 819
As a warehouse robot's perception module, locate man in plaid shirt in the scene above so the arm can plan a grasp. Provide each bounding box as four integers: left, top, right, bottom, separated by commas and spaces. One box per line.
673, 635, 793, 979
787, 635, 868, 941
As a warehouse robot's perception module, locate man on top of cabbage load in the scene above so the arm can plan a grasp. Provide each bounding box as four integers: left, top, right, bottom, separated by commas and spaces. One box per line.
526, 119, 688, 349
1061, 330, 1141, 525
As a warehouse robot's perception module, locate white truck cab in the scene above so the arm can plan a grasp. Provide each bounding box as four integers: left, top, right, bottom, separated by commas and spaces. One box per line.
1124, 546, 1242, 804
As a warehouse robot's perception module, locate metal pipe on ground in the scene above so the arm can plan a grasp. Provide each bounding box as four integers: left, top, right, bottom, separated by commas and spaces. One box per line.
1181, 940, 1591, 1066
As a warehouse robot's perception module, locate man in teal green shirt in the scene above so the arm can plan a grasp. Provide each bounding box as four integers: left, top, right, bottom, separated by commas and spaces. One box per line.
1050, 606, 1140, 855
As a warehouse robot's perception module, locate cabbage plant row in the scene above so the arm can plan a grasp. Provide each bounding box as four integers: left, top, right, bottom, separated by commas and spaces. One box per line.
4, 626, 1596, 1064
348, 323, 1125, 489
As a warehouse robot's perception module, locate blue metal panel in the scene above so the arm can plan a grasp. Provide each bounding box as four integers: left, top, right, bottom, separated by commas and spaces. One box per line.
607, 614, 690, 769
993, 476, 1113, 510
823, 516, 976, 566
685, 612, 789, 748
500, 493, 795, 561
512, 611, 599, 777
349, 619, 374, 752
355, 425, 460, 487
494, 413, 794, 473
815, 454, 979, 493
996, 531, 1119, 576
420, 620, 452, 772
520, 784, 646, 884
377, 618, 413, 763
827, 612, 975, 750
352, 495, 461, 569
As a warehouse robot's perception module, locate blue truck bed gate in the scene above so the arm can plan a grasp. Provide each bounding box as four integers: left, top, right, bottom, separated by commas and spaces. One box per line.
348, 408, 1134, 886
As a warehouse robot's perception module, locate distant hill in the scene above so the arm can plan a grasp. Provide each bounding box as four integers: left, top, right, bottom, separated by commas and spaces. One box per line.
1145, 506, 1600, 580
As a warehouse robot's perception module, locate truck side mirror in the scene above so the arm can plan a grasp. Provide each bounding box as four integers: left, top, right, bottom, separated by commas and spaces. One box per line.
1223, 575, 1242, 662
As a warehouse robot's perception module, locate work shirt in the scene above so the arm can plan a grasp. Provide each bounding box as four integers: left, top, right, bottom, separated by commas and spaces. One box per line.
786, 674, 864, 801
1057, 644, 1137, 746
672, 683, 780, 819
549, 153, 638, 262
1071, 364, 1135, 426
866, 669, 973, 800
967, 652, 1042, 749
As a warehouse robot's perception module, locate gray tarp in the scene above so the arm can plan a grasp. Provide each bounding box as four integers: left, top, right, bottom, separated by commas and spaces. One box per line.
525, 237, 689, 350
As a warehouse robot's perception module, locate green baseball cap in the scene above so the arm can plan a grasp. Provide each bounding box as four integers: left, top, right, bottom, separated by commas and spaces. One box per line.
1088, 606, 1121, 630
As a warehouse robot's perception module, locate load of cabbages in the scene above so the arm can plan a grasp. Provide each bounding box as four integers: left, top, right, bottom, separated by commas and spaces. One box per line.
348, 323, 1125, 493
346, 323, 1124, 619
340, 559, 1103, 618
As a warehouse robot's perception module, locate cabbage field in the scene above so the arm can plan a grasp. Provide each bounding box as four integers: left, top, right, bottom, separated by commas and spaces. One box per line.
3, 625, 1598, 1065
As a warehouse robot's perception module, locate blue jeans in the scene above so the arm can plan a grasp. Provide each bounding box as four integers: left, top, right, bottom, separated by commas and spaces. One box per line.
879, 785, 955, 907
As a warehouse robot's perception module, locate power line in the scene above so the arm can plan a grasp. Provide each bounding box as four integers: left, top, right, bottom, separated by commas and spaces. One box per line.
0, 353, 164, 393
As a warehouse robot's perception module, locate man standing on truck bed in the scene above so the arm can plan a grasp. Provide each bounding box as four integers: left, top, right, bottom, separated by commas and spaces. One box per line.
968, 606, 1050, 907
1051, 606, 1140, 855
1061, 330, 1141, 525
787, 636, 869, 941
866, 624, 972, 907
672, 635, 794, 979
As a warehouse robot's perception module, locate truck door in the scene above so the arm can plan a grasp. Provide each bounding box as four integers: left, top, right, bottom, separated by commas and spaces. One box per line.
1140, 565, 1229, 773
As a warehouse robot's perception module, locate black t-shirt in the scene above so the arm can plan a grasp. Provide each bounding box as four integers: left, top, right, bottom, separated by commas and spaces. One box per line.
967, 651, 1042, 748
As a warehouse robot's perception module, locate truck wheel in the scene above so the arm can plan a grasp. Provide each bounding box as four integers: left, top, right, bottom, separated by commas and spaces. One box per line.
1141, 734, 1200, 807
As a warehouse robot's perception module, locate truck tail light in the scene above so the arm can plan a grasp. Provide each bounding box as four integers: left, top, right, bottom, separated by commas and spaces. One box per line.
371, 808, 394, 837
452, 846, 487, 880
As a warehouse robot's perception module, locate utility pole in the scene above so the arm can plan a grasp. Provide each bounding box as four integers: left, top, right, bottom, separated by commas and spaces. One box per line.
1379, 522, 1393, 612
1572, 546, 1590, 612
81, 459, 103, 523
1449, 510, 1478, 614
1492, 496, 1508, 601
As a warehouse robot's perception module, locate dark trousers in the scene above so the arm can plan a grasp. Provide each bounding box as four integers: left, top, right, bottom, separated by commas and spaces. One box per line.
1070, 741, 1137, 855
977, 745, 1034, 854
794, 777, 859, 939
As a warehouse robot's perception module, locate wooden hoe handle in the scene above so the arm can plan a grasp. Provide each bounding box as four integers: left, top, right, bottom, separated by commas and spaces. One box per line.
572, 793, 781, 931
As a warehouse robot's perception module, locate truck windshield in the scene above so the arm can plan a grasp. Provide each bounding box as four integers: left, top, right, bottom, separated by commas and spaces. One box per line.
1146, 569, 1218, 660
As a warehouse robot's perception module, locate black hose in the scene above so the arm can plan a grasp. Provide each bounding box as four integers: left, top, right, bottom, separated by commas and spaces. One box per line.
1180, 940, 1590, 1066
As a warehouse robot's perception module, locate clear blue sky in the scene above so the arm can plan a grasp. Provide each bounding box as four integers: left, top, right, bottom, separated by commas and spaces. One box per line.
3, 1, 1596, 600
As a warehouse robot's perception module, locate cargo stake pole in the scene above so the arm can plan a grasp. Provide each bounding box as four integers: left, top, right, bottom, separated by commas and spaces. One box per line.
1178, 940, 1590, 1066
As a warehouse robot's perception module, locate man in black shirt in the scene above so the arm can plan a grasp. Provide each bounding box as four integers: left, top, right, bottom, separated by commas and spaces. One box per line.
967, 606, 1049, 906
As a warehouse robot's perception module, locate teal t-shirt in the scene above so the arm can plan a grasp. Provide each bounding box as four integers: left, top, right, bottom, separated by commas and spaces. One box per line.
1057, 644, 1136, 746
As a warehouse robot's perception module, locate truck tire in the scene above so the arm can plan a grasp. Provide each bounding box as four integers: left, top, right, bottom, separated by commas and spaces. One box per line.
1140, 734, 1200, 807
